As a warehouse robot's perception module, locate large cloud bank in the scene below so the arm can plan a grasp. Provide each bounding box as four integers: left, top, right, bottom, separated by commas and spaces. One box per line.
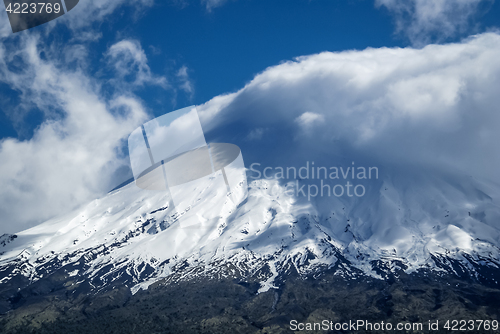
198, 33, 500, 185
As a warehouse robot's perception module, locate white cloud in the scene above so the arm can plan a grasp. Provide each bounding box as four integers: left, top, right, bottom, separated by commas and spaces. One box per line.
198, 33, 500, 185
176, 65, 194, 100
0, 35, 149, 234
376, 0, 494, 45
106, 39, 168, 89
295, 112, 325, 127
57, 0, 154, 30
202, 0, 230, 11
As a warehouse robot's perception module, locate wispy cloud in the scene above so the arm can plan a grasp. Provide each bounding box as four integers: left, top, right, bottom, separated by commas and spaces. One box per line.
106, 39, 168, 89
376, 0, 494, 45
0, 35, 150, 234
0, 0, 155, 39
246, 127, 266, 141
57, 0, 154, 30
202, 0, 228, 11
177, 66, 194, 99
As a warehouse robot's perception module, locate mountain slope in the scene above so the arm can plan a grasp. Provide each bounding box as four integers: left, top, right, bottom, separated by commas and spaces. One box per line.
1, 163, 500, 310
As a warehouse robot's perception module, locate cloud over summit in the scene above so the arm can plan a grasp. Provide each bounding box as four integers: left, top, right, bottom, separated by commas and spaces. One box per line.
199, 33, 500, 183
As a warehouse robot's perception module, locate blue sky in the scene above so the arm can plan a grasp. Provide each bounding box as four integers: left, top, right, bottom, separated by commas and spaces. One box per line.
1, 0, 500, 233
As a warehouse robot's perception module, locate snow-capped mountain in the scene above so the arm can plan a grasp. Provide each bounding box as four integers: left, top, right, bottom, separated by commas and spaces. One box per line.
1, 163, 500, 307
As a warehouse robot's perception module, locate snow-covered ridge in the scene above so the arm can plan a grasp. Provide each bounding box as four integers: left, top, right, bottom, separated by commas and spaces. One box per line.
1, 166, 500, 294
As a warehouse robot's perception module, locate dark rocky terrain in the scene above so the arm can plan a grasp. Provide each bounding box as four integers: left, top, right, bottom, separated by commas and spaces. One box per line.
1, 268, 500, 334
